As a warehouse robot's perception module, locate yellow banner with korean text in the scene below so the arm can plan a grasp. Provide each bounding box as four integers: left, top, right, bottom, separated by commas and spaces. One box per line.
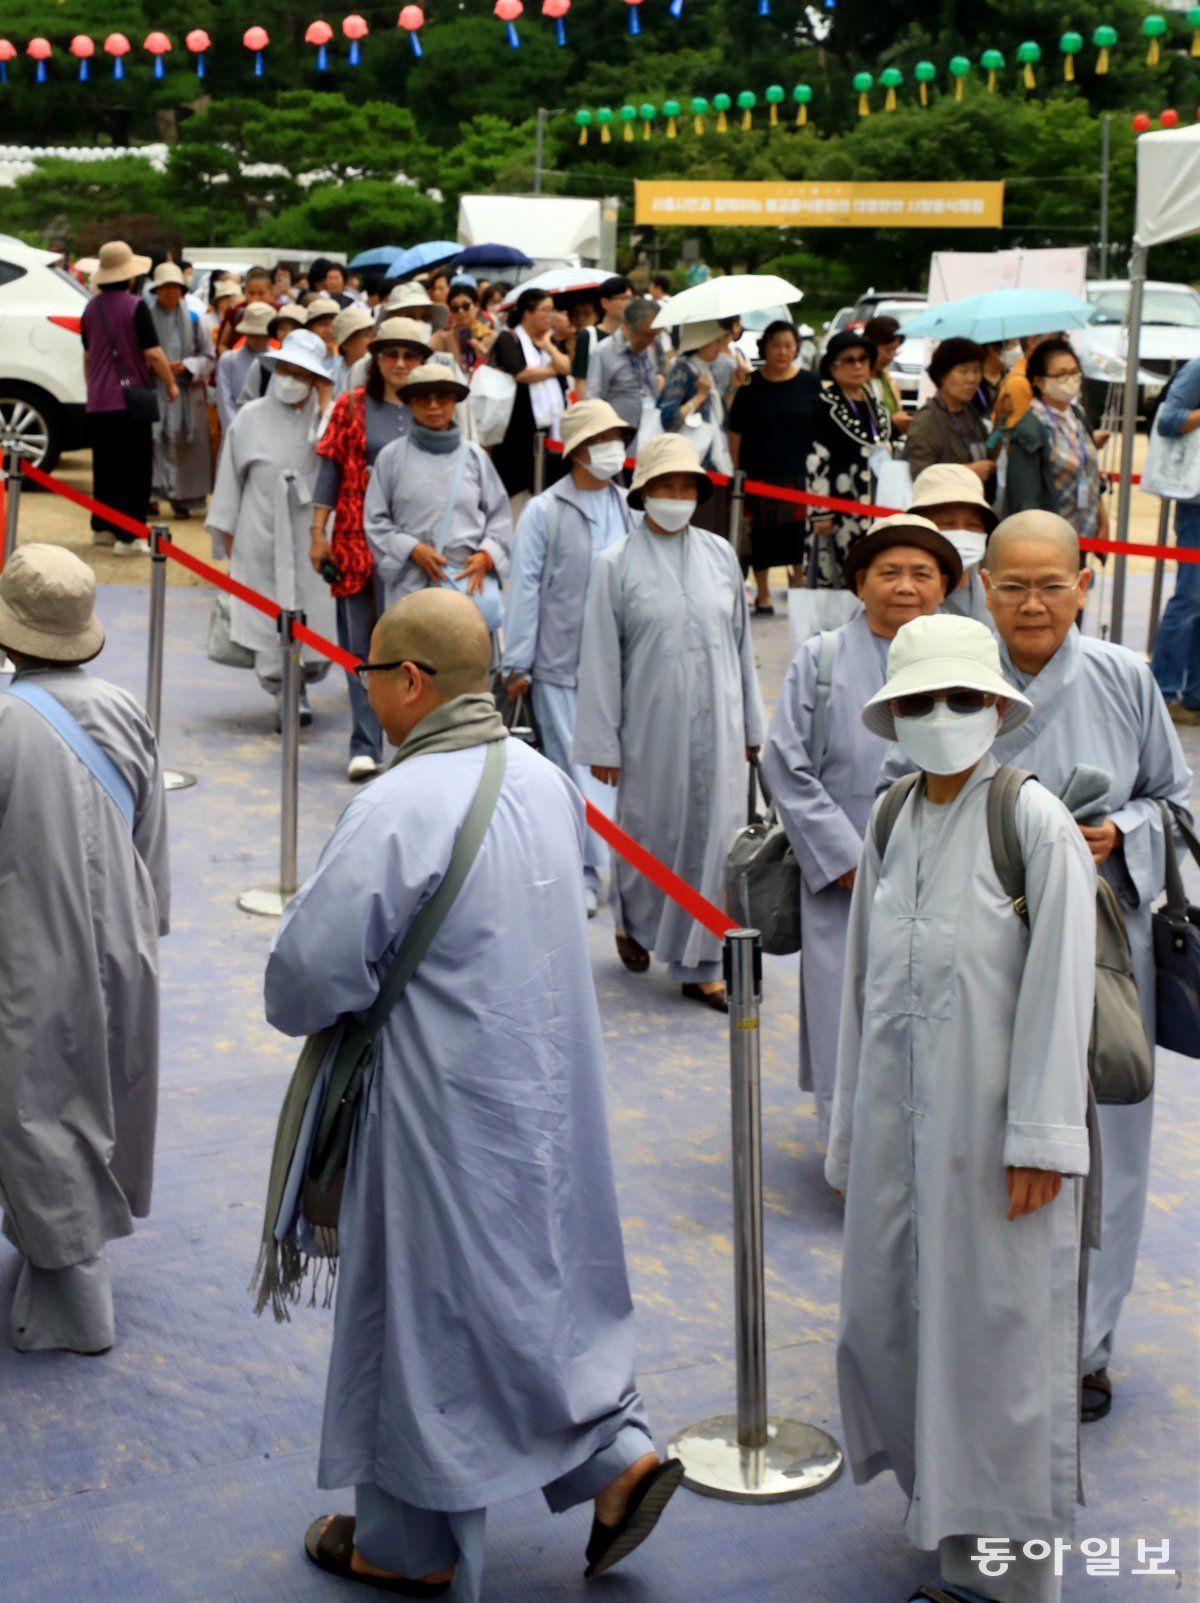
634, 181, 1005, 229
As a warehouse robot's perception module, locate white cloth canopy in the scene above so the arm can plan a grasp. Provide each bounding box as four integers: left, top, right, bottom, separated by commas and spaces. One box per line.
1135, 124, 1200, 248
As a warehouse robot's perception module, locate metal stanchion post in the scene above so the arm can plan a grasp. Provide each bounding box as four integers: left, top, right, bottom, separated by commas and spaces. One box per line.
533, 430, 546, 496
670, 929, 843, 1502
1146, 497, 1172, 656
3, 446, 22, 567
145, 525, 197, 792
727, 468, 746, 554
239, 608, 303, 917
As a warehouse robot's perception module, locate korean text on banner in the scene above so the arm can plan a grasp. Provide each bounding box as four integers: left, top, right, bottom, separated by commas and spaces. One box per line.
634, 181, 1005, 230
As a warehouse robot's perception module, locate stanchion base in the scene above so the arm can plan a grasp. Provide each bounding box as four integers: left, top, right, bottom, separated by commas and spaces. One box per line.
237, 885, 291, 918
668, 1414, 842, 1504
164, 769, 197, 792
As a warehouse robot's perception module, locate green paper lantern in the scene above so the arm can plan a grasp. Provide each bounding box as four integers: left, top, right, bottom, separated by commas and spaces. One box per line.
595, 105, 614, 143
713, 91, 732, 133
1059, 30, 1083, 80
852, 70, 874, 116
765, 82, 784, 126
663, 97, 681, 137
690, 93, 710, 135
879, 65, 902, 111
574, 108, 593, 145
1016, 40, 1041, 89
736, 89, 757, 130
618, 103, 638, 142
792, 82, 812, 124
1142, 13, 1167, 65
914, 59, 936, 105
1092, 24, 1117, 73
639, 101, 656, 142
949, 55, 971, 101
980, 48, 1005, 92
1190, 6, 1200, 55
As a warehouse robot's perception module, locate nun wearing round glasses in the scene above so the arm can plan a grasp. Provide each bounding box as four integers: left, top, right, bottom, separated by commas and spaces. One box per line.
206, 329, 336, 724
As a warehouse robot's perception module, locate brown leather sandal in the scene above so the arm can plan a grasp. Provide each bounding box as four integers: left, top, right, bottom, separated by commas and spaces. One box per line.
304, 1516, 451, 1596
615, 932, 650, 972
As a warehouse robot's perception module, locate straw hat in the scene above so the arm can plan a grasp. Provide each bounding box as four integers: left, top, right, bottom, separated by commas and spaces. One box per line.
0, 544, 105, 662
560, 398, 635, 459
235, 302, 276, 337
676, 319, 726, 355
840, 513, 963, 594
909, 463, 1000, 534
332, 305, 375, 350
260, 329, 334, 380
368, 317, 433, 357
303, 294, 342, 322
269, 304, 307, 338
90, 240, 151, 287
862, 614, 1031, 741
150, 263, 186, 291
627, 434, 714, 509
382, 281, 449, 331
398, 363, 470, 404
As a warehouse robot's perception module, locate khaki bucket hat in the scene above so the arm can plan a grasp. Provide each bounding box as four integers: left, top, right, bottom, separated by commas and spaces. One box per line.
862, 614, 1031, 741
909, 463, 1000, 534
236, 302, 276, 337
302, 294, 342, 322
560, 398, 635, 459
677, 319, 727, 355
0, 544, 106, 662
151, 263, 186, 291
332, 305, 375, 350
368, 317, 433, 358
840, 513, 963, 594
398, 363, 470, 404
627, 433, 713, 509
382, 281, 450, 331
90, 240, 152, 288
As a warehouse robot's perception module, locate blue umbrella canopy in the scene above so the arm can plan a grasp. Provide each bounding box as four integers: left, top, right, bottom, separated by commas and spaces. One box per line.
448, 243, 534, 270
388, 240, 461, 280
347, 246, 407, 270
902, 289, 1094, 344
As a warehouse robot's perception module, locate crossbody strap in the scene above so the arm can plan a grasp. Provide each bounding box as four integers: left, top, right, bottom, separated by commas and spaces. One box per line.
872, 771, 921, 858
1159, 799, 1200, 923
986, 765, 1035, 923
433, 444, 471, 555
6, 680, 136, 829
93, 296, 133, 391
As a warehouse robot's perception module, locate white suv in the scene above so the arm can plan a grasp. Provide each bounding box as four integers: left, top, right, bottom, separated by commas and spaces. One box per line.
0, 235, 89, 471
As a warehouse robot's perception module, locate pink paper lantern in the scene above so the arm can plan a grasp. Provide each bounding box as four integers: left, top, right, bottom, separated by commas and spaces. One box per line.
27, 36, 52, 82
624, 0, 642, 33
542, 0, 569, 44
70, 34, 94, 81
398, 5, 425, 55
144, 31, 172, 78
104, 31, 131, 83
342, 13, 368, 64
1159, 108, 1180, 127
305, 18, 334, 69
184, 28, 211, 77
243, 25, 269, 74
495, 0, 523, 47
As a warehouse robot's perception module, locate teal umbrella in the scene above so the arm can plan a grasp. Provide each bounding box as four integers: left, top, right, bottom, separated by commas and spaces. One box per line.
903, 289, 1094, 343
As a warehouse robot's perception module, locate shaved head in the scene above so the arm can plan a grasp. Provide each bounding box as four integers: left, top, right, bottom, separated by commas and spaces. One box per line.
375, 588, 491, 700
985, 510, 1081, 574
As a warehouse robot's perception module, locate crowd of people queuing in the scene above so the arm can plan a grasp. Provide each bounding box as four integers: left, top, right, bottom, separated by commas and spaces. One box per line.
9, 235, 1198, 1603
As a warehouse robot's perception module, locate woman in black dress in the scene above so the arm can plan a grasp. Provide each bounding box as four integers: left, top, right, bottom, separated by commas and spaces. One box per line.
488, 289, 569, 512
804, 331, 891, 588
727, 320, 822, 614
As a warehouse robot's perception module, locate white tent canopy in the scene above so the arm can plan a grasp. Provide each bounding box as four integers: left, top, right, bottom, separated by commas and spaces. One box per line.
456, 195, 603, 266
1135, 123, 1200, 249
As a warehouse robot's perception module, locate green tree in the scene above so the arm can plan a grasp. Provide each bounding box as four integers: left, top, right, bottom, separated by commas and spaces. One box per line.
241, 179, 442, 251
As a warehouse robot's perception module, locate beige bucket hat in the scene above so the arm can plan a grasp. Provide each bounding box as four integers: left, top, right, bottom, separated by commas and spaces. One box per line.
0, 544, 106, 662
235, 302, 276, 337
677, 319, 727, 355
212, 276, 242, 302
269, 303, 307, 338
368, 317, 434, 357
382, 281, 450, 331
150, 263, 186, 291
302, 294, 342, 322
332, 305, 375, 350
398, 362, 470, 404
840, 513, 963, 593
560, 398, 635, 459
627, 433, 713, 509
862, 614, 1031, 740
90, 240, 152, 287
909, 463, 1000, 534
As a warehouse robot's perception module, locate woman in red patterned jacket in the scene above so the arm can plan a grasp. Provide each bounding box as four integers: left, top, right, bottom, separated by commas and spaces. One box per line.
310, 317, 432, 779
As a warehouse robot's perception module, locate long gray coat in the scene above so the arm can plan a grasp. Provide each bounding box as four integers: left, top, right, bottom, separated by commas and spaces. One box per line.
0, 670, 169, 1270
829, 758, 1095, 1551
572, 518, 765, 972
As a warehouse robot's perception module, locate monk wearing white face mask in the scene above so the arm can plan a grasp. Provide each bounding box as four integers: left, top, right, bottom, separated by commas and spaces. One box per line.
998, 338, 1110, 543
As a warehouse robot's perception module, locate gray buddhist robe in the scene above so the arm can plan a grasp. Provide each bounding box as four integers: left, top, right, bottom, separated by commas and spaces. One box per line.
0, 669, 169, 1271
878, 628, 1194, 1376
829, 758, 1095, 1555
264, 738, 650, 1514
572, 517, 765, 976
761, 610, 891, 1143
149, 300, 214, 506
942, 569, 994, 630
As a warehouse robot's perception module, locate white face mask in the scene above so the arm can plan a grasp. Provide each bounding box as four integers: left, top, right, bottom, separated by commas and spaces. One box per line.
941, 528, 988, 569
1042, 373, 1082, 405
642, 496, 696, 532
273, 372, 313, 406
892, 702, 999, 776
1001, 343, 1023, 371
580, 440, 626, 481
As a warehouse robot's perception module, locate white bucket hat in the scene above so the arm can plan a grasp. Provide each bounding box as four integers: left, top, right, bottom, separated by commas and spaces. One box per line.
382, 281, 449, 331
0, 544, 106, 662
150, 262, 186, 291
627, 433, 713, 508
862, 614, 1031, 740
332, 305, 375, 350
235, 302, 276, 337
560, 398, 635, 459
677, 319, 727, 355
90, 240, 151, 287
368, 317, 433, 357
909, 463, 1000, 534
260, 329, 334, 380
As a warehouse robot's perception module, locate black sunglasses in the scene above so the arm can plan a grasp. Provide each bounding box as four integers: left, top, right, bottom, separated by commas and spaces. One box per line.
449, 300, 474, 312
892, 690, 995, 719
354, 659, 438, 683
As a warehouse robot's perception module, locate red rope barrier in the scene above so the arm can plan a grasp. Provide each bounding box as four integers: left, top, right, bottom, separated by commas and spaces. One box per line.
584, 804, 735, 940
22, 462, 151, 540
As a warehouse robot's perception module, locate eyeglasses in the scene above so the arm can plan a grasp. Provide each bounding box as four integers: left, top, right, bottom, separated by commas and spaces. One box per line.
449, 300, 474, 312
987, 578, 1082, 605
891, 690, 996, 719
377, 347, 419, 362
353, 659, 438, 683
833, 354, 870, 368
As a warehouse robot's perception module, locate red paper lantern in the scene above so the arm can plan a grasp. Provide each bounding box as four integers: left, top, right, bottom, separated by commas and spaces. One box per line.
70, 34, 94, 81
0, 40, 14, 60
144, 31, 172, 77
185, 28, 211, 52
542, 0, 569, 42
102, 32, 129, 78
624, 0, 643, 33
305, 18, 334, 69
243, 25, 269, 73
1159, 108, 1179, 127
1132, 112, 1152, 132
342, 13, 368, 64
495, 0, 523, 47
27, 36, 52, 82
398, 5, 425, 54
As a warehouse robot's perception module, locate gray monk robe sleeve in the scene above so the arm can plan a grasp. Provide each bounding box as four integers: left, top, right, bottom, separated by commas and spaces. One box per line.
570, 538, 627, 770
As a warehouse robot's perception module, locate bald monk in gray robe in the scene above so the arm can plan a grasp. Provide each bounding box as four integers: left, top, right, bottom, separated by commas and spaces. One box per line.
0, 546, 169, 1355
